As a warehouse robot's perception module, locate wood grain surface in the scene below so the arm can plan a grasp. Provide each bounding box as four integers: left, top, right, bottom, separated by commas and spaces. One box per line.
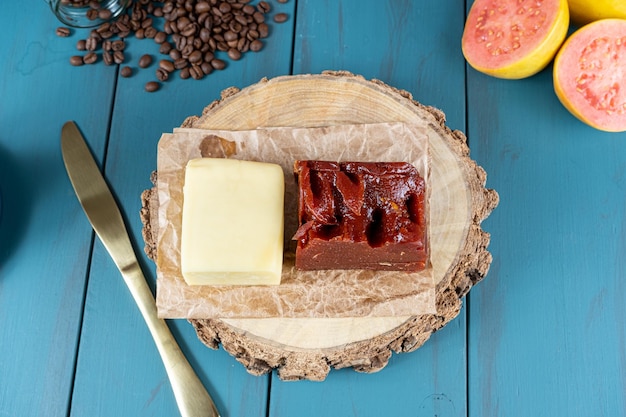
141, 71, 497, 380
1, 0, 625, 416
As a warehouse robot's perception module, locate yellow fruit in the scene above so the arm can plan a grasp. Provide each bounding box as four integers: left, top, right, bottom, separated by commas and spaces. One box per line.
462, 0, 570, 79
567, 0, 626, 25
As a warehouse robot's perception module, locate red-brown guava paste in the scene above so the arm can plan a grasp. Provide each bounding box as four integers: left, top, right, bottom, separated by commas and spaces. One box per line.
293, 160, 428, 271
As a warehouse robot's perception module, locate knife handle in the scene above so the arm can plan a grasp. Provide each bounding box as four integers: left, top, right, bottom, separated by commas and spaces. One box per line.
119, 257, 220, 417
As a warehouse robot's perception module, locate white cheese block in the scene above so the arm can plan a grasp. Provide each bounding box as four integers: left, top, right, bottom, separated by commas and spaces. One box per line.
180, 158, 285, 286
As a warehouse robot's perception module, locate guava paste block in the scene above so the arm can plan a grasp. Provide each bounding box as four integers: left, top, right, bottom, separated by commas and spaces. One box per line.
293, 160, 428, 271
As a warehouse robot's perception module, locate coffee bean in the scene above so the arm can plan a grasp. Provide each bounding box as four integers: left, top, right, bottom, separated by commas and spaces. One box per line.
181, 44, 194, 58
70, 55, 84, 66
211, 58, 226, 70
115, 21, 130, 33
56, 27, 71, 37
198, 27, 211, 43
83, 52, 98, 64
103, 51, 114, 65
250, 39, 263, 52
159, 59, 175, 72
273, 13, 288, 23
195, 1, 210, 14
98, 8, 112, 20
219, 2, 232, 13
180, 67, 191, 79
169, 49, 182, 60
188, 49, 203, 63
174, 58, 188, 69
141, 17, 153, 29
277, 0, 288, 3
201, 61, 213, 75
145, 81, 160, 92
76, 39, 87, 51
224, 30, 238, 42
159, 41, 173, 54
154, 31, 167, 44
111, 40, 125, 51
85, 37, 98, 51
113, 50, 124, 64
257, 1, 271, 13
247, 29, 259, 41
86, 9, 98, 20
163, 2, 174, 14
144, 27, 157, 38
258, 23, 269, 38
97, 22, 112, 33
237, 37, 248, 52
138, 54, 152, 68
181, 23, 198, 37
176, 16, 191, 31
227, 48, 242, 60
174, 34, 187, 50
189, 64, 204, 80
120, 66, 133, 77
156, 68, 169, 81
235, 14, 249, 26
252, 11, 265, 24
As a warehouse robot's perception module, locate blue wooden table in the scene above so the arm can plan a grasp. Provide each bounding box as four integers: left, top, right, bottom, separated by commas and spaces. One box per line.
1, 1, 625, 416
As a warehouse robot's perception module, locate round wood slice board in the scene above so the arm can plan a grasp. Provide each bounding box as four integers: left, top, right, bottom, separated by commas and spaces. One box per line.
140, 71, 499, 381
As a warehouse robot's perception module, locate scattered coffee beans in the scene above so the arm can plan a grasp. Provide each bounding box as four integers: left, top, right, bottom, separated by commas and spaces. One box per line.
189, 64, 203, 80
56, 27, 71, 37
273, 13, 288, 23
83, 52, 98, 64
138, 54, 153, 68
113, 50, 125, 64
145, 81, 160, 92
180, 67, 191, 79
227, 48, 242, 61
61, 1, 289, 92
70, 55, 84, 66
120, 66, 133, 77
102, 51, 111, 65
250, 39, 263, 52
159, 59, 175, 72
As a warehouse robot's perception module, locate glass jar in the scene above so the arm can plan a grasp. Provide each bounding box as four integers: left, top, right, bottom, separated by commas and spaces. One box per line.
46, 0, 131, 28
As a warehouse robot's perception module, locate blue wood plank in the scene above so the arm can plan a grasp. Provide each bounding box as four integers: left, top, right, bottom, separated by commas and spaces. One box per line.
468, 57, 626, 415
0, 5, 117, 417
69, 4, 297, 416
293, 0, 466, 131
270, 318, 467, 416
271, 1, 469, 416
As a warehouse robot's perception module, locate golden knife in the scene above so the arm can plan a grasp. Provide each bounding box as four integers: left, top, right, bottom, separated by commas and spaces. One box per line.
61, 121, 220, 417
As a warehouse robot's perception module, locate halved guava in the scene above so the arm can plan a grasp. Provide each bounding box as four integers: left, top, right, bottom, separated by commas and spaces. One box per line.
553, 19, 626, 132
462, 0, 569, 79
567, 0, 626, 25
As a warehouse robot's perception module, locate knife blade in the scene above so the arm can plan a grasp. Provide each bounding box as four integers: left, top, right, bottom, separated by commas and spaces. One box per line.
61, 121, 220, 417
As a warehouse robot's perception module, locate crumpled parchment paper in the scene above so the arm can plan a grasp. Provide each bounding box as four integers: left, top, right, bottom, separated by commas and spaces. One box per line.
155, 122, 435, 318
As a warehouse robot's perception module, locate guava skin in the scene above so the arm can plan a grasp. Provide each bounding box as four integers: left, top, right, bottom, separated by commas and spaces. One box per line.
553, 19, 626, 132
462, 0, 569, 79
567, 0, 626, 25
